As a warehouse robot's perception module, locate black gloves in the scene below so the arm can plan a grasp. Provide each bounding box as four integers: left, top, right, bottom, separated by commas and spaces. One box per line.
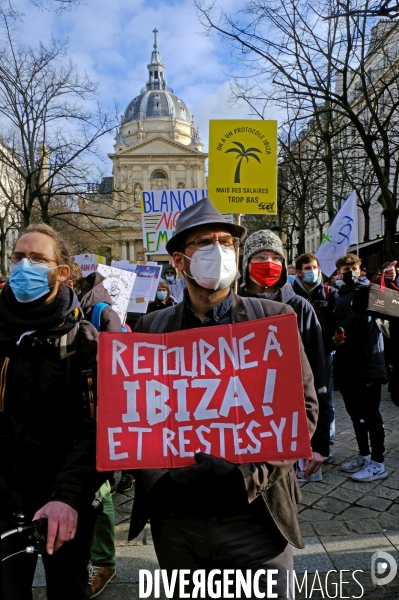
169, 453, 236, 486
195, 452, 236, 475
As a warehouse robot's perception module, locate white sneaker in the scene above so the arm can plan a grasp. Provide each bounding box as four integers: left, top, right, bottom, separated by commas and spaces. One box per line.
341, 454, 370, 473
351, 460, 388, 482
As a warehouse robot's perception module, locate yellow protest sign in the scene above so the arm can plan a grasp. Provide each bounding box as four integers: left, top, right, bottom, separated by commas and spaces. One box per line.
208, 120, 277, 214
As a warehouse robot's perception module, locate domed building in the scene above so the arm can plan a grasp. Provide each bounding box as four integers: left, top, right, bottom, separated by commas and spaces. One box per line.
90, 30, 207, 263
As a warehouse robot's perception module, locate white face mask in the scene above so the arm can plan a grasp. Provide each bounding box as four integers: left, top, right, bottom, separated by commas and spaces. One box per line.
183, 243, 237, 291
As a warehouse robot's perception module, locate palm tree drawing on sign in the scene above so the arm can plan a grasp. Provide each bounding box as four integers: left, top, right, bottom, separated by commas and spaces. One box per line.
225, 142, 262, 183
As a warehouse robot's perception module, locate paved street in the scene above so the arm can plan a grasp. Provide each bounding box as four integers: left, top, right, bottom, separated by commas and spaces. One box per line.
33, 387, 399, 598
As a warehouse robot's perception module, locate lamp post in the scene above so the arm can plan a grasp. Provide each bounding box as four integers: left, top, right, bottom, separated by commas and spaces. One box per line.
284, 239, 292, 263
270, 221, 279, 233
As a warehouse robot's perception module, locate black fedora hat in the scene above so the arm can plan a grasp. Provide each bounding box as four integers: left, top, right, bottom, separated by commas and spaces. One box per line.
165, 197, 247, 255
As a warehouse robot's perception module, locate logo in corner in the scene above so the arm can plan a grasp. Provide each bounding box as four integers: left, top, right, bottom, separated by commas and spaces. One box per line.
371, 551, 397, 585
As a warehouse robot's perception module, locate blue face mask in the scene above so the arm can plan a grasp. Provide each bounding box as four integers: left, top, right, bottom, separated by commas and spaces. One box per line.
157, 290, 168, 301
335, 279, 343, 287
303, 270, 319, 285
165, 275, 175, 283
9, 258, 58, 303
287, 274, 296, 284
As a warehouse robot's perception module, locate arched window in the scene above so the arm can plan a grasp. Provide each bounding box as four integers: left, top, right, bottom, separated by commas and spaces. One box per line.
151, 170, 168, 190
152, 171, 167, 179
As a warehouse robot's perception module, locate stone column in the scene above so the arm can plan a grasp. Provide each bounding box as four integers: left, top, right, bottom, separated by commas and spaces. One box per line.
142, 163, 149, 190
169, 163, 177, 189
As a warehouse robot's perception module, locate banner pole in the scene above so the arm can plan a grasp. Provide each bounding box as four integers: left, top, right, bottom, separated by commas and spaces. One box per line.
234, 214, 242, 294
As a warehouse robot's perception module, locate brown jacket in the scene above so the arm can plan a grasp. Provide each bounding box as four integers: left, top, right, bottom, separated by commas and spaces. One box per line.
129, 293, 318, 548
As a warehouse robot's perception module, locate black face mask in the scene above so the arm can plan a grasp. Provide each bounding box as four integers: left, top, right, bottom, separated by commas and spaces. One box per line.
343, 270, 359, 286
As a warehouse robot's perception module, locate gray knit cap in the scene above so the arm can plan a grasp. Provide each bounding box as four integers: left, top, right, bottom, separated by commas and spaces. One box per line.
242, 230, 285, 286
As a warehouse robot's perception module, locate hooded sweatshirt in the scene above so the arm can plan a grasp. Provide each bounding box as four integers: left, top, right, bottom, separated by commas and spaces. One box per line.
80, 272, 122, 332
293, 273, 338, 353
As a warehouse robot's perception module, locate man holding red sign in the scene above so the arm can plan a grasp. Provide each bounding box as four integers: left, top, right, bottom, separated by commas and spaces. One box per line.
109, 199, 318, 597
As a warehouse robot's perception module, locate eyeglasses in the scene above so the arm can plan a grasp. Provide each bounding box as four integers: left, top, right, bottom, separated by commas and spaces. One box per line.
250, 254, 283, 264
183, 236, 240, 252
10, 252, 57, 265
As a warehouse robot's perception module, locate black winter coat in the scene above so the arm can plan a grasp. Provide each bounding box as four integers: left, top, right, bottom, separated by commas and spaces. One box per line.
146, 297, 176, 314
334, 278, 387, 385
0, 284, 101, 517
293, 277, 338, 353
239, 283, 330, 456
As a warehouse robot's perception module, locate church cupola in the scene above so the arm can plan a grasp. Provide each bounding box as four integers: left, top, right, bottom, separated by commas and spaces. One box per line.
146, 29, 169, 92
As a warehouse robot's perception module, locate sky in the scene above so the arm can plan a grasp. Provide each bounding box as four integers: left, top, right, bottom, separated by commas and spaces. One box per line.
9, 0, 260, 175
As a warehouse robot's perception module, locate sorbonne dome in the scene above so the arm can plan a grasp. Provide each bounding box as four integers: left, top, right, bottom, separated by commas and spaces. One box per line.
114, 28, 203, 153
89, 30, 207, 264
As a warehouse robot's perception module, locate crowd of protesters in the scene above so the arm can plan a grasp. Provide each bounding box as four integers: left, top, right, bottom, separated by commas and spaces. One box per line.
0, 198, 398, 599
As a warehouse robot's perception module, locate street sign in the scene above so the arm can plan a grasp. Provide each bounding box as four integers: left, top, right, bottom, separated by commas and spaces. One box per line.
208, 120, 277, 215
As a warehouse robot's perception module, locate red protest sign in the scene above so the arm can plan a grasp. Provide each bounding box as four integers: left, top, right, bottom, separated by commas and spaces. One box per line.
96, 313, 312, 470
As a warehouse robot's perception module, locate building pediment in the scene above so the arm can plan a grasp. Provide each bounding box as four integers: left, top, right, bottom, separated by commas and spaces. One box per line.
112, 136, 207, 158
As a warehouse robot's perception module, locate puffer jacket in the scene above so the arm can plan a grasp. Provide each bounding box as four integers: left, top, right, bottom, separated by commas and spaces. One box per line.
334, 277, 387, 385
0, 283, 101, 517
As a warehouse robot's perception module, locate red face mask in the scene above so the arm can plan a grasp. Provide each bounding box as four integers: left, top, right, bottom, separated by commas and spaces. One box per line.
249, 262, 283, 288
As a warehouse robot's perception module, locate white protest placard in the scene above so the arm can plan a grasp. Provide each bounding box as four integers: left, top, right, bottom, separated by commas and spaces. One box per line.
140, 188, 234, 254
71, 254, 106, 274
111, 261, 162, 313
96, 264, 136, 322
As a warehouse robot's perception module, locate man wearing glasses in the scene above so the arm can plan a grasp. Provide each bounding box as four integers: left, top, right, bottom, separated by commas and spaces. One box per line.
0, 224, 100, 599
129, 198, 318, 598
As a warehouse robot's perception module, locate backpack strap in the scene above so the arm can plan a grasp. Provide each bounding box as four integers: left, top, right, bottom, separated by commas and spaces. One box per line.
240, 297, 268, 320
91, 302, 110, 332
59, 323, 80, 360
59, 322, 80, 384
0, 356, 10, 413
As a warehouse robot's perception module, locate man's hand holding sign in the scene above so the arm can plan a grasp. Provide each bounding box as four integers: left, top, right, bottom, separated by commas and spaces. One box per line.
97, 314, 311, 470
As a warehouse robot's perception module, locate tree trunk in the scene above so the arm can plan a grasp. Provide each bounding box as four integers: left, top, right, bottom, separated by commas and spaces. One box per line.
0, 229, 6, 275
296, 196, 306, 255
21, 210, 30, 229
41, 207, 51, 225
383, 209, 398, 262
323, 135, 335, 223
362, 206, 370, 242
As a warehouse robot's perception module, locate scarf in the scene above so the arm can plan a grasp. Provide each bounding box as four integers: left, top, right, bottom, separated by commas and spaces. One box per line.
0, 282, 81, 338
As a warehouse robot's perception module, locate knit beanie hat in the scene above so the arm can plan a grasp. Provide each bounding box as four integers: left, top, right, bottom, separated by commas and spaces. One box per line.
242, 230, 285, 286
